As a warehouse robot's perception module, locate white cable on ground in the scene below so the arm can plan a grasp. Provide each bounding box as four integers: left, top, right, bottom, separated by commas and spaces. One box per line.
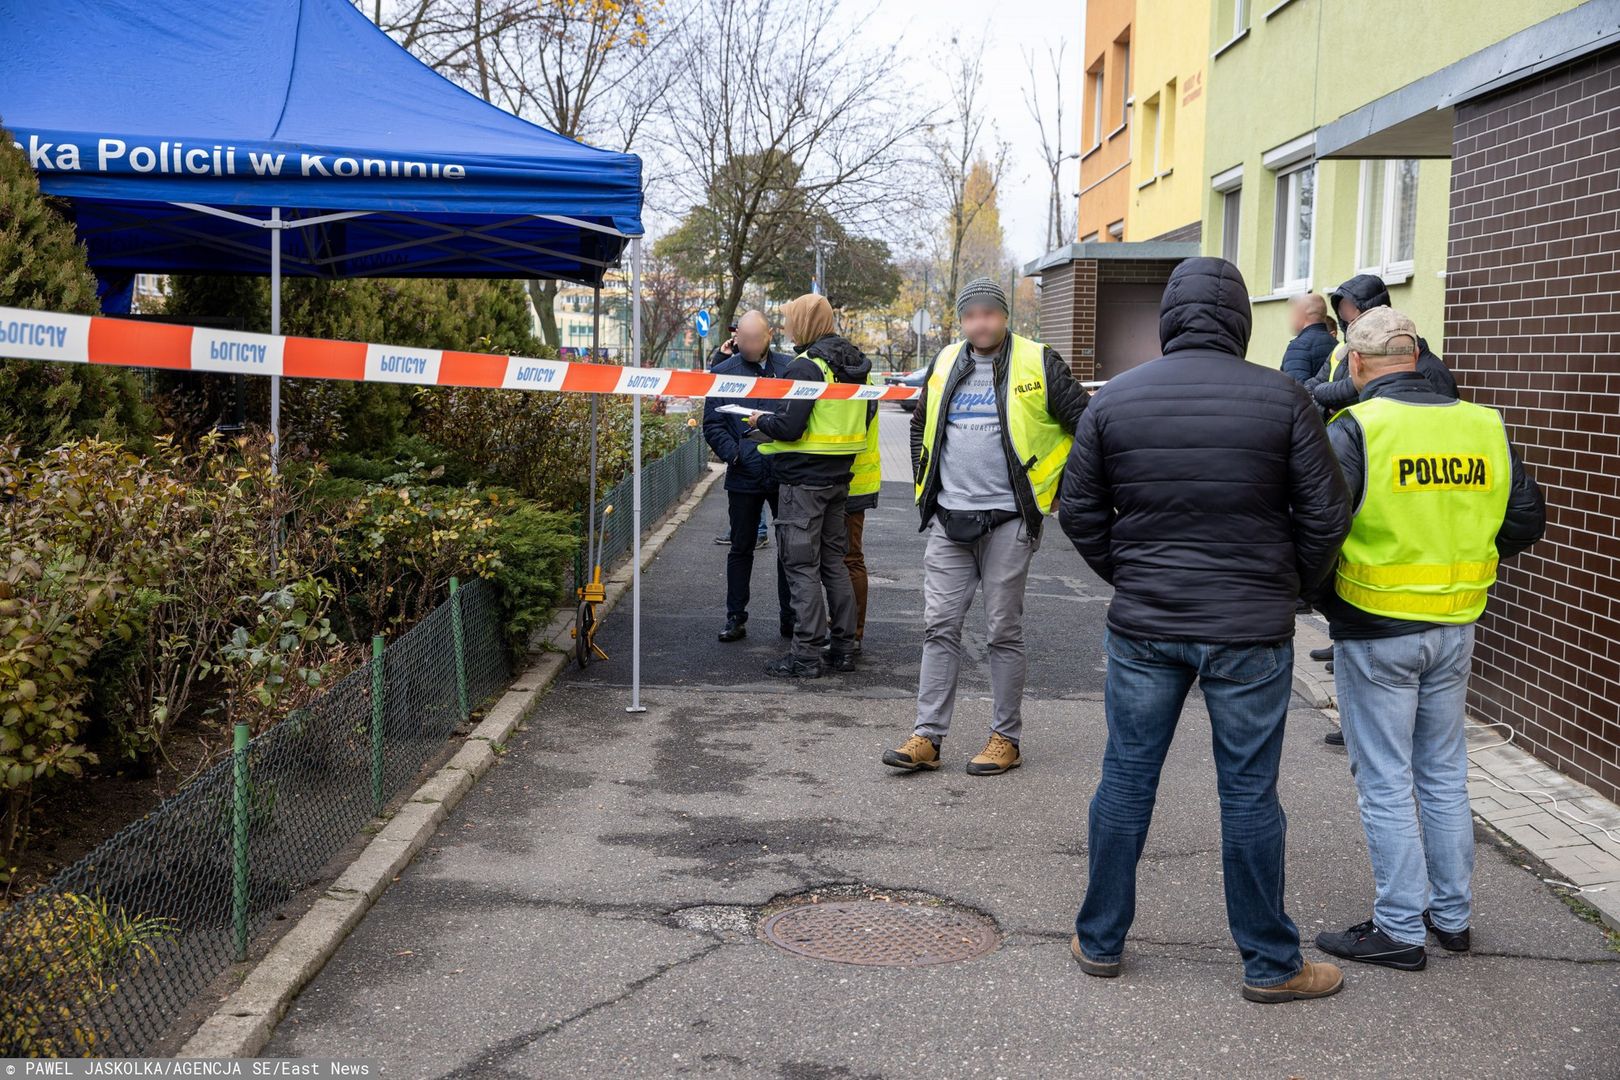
1465, 721, 1620, 852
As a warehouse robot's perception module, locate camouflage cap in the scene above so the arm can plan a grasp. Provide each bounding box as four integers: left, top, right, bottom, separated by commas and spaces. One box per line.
1346, 305, 1419, 356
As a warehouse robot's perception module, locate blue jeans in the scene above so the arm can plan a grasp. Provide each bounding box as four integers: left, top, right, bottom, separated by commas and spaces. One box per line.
1335, 625, 1475, 945
1076, 630, 1303, 986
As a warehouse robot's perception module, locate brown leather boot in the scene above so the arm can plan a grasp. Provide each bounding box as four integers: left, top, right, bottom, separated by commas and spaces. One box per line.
1070, 935, 1121, 978
1241, 960, 1344, 1003
967, 733, 1021, 775
882, 734, 941, 771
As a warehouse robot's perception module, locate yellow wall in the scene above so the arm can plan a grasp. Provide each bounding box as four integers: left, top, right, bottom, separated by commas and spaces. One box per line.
1077, 0, 1135, 241
1200, 0, 1586, 368
1127, 0, 1210, 240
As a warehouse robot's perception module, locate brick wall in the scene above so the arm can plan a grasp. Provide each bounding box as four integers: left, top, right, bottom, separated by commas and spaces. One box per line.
1445, 47, 1620, 802
1151, 221, 1203, 244
1035, 260, 1098, 380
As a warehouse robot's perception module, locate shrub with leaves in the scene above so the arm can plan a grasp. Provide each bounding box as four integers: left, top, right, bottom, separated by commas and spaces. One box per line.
198, 578, 351, 735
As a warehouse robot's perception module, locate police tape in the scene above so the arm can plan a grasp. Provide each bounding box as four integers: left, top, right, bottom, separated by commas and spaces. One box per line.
0, 305, 923, 402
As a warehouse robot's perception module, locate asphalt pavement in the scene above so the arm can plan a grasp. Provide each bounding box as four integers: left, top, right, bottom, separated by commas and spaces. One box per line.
266, 407, 1620, 1079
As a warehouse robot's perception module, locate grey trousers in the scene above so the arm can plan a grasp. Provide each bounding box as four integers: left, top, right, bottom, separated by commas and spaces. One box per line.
775, 483, 858, 659
915, 516, 1038, 744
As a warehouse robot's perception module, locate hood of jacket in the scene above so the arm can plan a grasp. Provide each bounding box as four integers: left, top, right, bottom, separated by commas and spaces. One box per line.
1158, 257, 1252, 358
1329, 273, 1392, 332
803, 333, 872, 384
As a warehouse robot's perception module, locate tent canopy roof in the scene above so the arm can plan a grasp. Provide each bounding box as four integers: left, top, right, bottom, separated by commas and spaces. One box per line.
1, 0, 643, 286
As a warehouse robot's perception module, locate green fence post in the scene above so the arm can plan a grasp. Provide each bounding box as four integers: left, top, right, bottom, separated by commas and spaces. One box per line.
450, 576, 469, 722
231, 721, 250, 962
371, 634, 385, 813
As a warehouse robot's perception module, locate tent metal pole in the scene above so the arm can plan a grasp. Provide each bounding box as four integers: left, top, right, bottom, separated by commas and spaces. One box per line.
587, 286, 600, 576
626, 238, 646, 715
269, 206, 282, 477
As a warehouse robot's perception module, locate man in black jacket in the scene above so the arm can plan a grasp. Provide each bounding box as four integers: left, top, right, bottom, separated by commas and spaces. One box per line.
1280, 293, 1337, 384
748, 294, 871, 678
1310, 306, 1544, 973
1306, 273, 1458, 413
1059, 256, 1352, 1003
701, 310, 794, 642
883, 277, 1089, 777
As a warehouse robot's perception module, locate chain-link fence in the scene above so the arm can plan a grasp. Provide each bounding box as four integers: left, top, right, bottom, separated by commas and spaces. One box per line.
576, 427, 710, 590
0, 578, 510, 1058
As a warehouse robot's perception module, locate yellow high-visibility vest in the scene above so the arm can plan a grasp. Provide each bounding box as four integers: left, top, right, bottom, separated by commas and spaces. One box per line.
1334, 395, 1513, 623
915, 334, 1072, 514
850, 385, 882, 497
757, 354, 868, 457
1329, 341, 1350, 381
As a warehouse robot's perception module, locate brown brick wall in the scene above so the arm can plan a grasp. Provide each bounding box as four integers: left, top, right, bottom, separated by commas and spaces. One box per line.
1035, 260, 1098, 380
1444, 47, 1620, 802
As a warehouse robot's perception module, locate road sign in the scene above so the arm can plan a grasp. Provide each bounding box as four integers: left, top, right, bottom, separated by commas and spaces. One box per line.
910, 309, 932, 336
694, 310, 712, 338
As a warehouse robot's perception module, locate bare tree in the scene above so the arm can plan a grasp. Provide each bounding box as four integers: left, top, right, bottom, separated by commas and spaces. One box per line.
1023, 41, 1074, 253
361, 0, 685, 346
657, 0, 930, 333
927, 34, 1008, 338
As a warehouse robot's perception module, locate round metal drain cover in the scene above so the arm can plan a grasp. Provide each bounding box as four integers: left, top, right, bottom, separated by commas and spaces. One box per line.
760, 901, 999, 967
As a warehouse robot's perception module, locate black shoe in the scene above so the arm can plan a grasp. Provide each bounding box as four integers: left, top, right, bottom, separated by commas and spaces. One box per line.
1309, 645, 1334, 662
1324, 727, 1345, 747
1324, 661, 1334, 674
1422, 910, 1471, 953
779, 619, 795, 639
718, 617, 747, 643
765, 654, 823, 679
1315, 919, 1427, 971
820, 649, 856, 673
714, 533, 732, 545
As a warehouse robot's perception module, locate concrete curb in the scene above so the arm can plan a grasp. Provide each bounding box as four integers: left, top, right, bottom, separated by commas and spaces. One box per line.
1291, 615, 1336, 711
179, 463, 725, 1059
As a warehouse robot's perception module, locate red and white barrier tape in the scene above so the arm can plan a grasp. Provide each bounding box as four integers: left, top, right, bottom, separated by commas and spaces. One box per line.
0, 306, 922, 401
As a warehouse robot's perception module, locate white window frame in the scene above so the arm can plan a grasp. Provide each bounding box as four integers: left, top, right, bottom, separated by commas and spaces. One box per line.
1212, 164, 1244, 266
1107, 219, 1125, 240
1356, 159, 1418, 282
1271, 160, 1316, 293
1233, 0, 1249, 36
1221, 188, 1242, 265
1089, 68, 1105, 150
1119, 42, 1131, 129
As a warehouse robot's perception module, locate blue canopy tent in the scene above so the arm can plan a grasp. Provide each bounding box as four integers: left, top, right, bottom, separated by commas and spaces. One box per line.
2, 0, 653, 709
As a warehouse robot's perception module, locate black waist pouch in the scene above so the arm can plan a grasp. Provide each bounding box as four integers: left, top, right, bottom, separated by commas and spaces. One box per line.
938, 507, 1020, 545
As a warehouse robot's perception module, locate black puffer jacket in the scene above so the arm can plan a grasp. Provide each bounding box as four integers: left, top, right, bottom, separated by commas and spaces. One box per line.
1307, 273, 1459, 410
754, 334, 872, 487
1058, 257, 1353, 644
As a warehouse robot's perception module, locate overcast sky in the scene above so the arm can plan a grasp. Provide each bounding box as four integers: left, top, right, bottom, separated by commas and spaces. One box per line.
854, 0, 1087, 265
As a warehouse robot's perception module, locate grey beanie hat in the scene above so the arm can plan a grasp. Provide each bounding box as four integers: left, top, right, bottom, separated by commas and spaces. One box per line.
955, 276, 1009, 318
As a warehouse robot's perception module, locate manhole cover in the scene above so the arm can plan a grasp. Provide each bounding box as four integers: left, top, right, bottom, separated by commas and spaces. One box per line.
760, 901, 999, 967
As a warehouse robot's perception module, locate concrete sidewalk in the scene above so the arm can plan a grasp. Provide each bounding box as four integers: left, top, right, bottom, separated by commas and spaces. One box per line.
266, 408, 1619, 1078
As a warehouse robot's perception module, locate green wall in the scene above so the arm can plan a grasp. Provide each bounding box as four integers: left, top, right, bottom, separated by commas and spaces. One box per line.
1201, 0, 1583, 367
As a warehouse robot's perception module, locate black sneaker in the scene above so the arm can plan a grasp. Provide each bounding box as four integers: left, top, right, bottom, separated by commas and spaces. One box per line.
1423, 910, 1471, 953
1324, 727, 1345, 747
765, 654, 823, 679
718, 617, 747, 643
1309, 645, 1334, 662
821, 650, 856, 673
1315, 919, 1427, 971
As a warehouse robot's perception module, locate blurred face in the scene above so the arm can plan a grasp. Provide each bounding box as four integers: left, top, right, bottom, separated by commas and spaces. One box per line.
959, 305, 1008, 353
1288, 298, 1311, 333
734, 312, 770, 359
1337, 297, 1364, 326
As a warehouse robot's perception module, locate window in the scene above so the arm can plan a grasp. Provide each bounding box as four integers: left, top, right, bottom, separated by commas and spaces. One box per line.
1142, 93, 1162, 177
1088, 66, 1105, 149
1160, 79, 1177, 172
1271, 162, 1315, 291
1082, 231, 1100, 242
1357, 159, 1419, 278
1118, 40, 1131, 128
1222, 188, 1242, 264
1107, 219, 1125, 240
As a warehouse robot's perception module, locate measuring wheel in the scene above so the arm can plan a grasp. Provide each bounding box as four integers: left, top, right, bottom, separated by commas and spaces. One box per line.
574, 600, 595, 669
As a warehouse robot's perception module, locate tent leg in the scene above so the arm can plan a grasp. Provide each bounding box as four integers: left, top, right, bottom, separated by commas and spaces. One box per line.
269, 207, 282, 477
587, 286, 601, 574
627, 239, 646, 715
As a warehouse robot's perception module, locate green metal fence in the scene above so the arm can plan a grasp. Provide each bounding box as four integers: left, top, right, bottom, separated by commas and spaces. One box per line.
0, 578, 509, 1058
576, 426, 710, 591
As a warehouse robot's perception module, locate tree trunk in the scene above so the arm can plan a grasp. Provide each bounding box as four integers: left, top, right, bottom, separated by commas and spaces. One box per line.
527, 280, 560, 349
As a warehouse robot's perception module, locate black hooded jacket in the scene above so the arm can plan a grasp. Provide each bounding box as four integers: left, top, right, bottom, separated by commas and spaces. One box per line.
1058, 257, 1353, 644
1307, 274, 1459, 410
1311, 370, 1546, 639
753, 334, 874, 487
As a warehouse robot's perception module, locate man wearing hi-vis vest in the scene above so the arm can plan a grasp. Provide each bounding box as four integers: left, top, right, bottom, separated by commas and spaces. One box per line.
843, 396, 882, 650
882, 277, 1089, 776
750, 293, 874, 679
1312, 306, 1544, 974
